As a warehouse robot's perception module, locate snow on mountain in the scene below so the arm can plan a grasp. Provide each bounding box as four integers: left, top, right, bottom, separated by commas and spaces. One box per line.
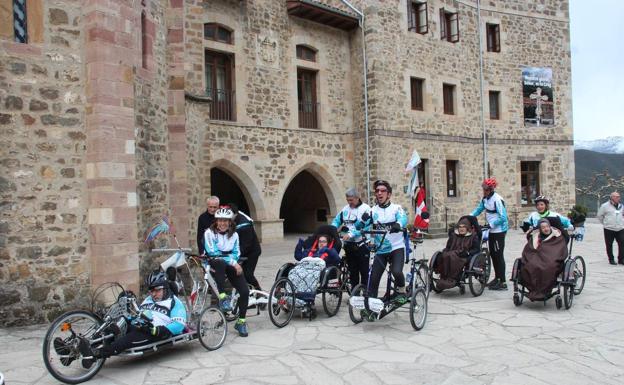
574, 136, 624, 154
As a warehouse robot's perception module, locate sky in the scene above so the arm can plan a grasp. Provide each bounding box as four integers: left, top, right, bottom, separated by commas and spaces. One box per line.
570, 0, 624, 141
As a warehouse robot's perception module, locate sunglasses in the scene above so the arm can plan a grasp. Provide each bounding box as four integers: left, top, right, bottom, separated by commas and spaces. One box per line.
375, 188, 388, 193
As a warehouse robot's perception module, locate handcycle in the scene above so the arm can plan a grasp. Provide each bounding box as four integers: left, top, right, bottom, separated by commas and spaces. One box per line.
510, 226, 587, 309
348, 228, 429, 331
42, 277, 227, 384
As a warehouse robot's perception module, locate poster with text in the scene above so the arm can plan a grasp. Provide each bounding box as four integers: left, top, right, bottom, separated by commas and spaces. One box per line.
522, 67, 554, 127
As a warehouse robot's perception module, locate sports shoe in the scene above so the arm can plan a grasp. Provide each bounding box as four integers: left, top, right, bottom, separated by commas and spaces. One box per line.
609, 259, 617, 265
53, 337, 75, 366
489, 280, 508, 291
234, 321, 248, 337
486, 278, 499, 287
394, 293, 408, 305
219, 296, 232, 312
360, 309, 376, 322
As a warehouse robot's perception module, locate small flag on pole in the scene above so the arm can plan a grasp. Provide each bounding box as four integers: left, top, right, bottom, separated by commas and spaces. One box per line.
413, 186, 429, 230
144, 216, 171, 243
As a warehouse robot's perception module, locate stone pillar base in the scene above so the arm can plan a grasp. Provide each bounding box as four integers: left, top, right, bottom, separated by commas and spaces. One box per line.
255, 219, 284, 242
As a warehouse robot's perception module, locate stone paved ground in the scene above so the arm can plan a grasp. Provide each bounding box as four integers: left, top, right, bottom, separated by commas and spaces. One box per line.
2, 220, 623, 385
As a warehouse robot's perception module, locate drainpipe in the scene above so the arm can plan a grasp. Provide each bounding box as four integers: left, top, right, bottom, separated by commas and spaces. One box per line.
340, 0, 371, 203
477, 0, 488, 179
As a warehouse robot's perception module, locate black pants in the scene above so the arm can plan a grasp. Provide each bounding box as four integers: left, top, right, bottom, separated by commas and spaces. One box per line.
242, 249, 261, 290
489, 231, 507, 281
368, 248, 405, 298
101, 324, 166, 357
210, 259, 249, 319
344, 242, 369, 289
604, 228, 624, 262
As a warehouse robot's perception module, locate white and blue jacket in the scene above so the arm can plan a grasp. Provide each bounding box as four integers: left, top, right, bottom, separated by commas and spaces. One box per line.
139, 295, 187, 336
356, 202, 408, 254
203, 229, 241, 266
471, 192, 508, 233
523, 210, 572, 230
331, 201, 371, 243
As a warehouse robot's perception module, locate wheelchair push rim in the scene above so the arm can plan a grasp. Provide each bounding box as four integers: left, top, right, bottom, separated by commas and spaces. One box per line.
42, 310, 106, 384
268, 277, 296, 328
197, 306, 227, 351
572, 256, 586, 295
321, 282, 343, 318
468, 253, 489, 297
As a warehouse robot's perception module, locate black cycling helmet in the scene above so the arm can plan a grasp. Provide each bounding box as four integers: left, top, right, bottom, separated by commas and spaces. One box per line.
145, 270, 167, 290
534, 195, 549, 205
373, 179, 392, 193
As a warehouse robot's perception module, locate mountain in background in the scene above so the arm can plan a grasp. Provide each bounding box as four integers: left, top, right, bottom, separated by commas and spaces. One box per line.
574, 149, 624, 213
574, 136, 624, 154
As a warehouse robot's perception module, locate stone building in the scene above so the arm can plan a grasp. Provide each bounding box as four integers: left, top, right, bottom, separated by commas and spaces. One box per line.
0, 0, 574, 325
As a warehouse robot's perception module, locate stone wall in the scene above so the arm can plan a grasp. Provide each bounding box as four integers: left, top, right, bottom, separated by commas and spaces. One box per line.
0, 1, 88, 325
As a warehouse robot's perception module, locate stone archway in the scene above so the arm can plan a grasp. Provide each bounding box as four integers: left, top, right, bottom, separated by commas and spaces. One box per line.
210, 168, 251, 216
279, 170, 331, 233
209, 159, 266, 220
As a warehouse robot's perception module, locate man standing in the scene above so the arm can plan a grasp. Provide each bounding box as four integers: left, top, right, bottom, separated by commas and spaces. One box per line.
197, 196, 220, 255
597, 192, 623, 265
471, 178, 509, 290
229, 203, 263, 290
332, 188, 371, 289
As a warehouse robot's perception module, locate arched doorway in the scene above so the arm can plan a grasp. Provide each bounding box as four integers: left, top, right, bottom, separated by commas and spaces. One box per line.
210, 168, 251, 216
279, 170, 330, 233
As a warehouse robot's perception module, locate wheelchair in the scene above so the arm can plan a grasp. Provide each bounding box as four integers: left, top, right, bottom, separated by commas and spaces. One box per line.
510, 224, 587, 309
268, 225, 349, 328
429, 216, 491, 297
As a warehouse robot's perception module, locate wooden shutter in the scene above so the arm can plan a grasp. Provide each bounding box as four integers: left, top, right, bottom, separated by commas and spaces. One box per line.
417, 2, 428, 34
439, 8, 446, 40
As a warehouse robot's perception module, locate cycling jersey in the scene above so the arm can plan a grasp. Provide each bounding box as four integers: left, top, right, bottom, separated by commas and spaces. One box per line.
524, 210, 572, 229
139, 295, 187, 336
471, 192, 508, 233
203, 229, 241, 266
357, 202, 408, 254
332, 201, 371, 243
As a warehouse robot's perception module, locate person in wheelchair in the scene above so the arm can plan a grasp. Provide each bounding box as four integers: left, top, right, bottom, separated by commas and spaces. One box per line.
203, 207, 250, 337
519, 217, 569, 301
433, 216, 481, 290
70, 270, 187, 368
294, 233, 341, 267
521, 195, 573, 234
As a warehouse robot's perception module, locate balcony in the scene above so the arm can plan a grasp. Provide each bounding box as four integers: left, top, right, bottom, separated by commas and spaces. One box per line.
206, 88, 235, 121
286, 0, 359, 31
298, 101, 319, 129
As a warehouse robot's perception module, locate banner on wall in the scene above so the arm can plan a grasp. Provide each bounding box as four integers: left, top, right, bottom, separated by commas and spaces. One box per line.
522, 67, 554, 127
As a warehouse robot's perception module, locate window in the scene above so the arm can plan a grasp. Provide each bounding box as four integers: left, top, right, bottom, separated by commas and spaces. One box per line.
297, 68, 318, 129
141, 11, 147, 69
418, 158, 428, 193
205, 50, 235, 121
486, 23, 500, 52
407, 1, 428, 34
296, 45, 316, 62
13, 0, 28, 43
443, 83, 455, 115
204, 23, 232, 44
446, 160, 458, 197
489, 91, 500, 120
521, 161, 540, 205
439, 9, 459, 43
410, 77, 424, 111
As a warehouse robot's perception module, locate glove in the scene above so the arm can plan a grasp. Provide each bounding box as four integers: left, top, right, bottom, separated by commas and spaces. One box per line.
140, 309, 154, 321
135, 321, 152, 334
361, 212, 371, 222
150, 325, 171, 337
390, 222, 402, 233
520, 222, 531, 232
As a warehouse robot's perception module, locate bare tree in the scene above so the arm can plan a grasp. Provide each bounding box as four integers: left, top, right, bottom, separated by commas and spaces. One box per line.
576, 170, 624, 212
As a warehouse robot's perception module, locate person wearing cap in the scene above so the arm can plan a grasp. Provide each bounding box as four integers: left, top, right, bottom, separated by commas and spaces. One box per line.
204, 207, 250, 337
197, 196, 220, 255
597, 191, 624, 265
356, 180, 408, 305
332, 187, 371, 288
471, 178, 509, 290
521, 195, 573, 233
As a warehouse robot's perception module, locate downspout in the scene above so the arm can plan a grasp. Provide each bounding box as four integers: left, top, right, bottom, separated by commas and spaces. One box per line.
477, 0, 488, 179
340, 0, 371, 203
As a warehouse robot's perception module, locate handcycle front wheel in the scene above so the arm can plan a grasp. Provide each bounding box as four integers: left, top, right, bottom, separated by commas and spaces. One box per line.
321, 268, 343, 317
42, 310, 106, 384
197, 306, 227, 351
348, 284, 365, 324
268, 277, 296, 328
409, 288, 428, 331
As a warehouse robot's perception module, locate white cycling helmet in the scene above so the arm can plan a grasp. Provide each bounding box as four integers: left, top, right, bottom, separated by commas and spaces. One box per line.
214, 207, 234, 219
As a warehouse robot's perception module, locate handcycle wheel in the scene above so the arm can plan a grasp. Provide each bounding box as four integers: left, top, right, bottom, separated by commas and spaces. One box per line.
416, 263, 430, 296
321, 270, 343, 317
197, 306, 227, 351
42, 310, 105, 384
563, 284, 574, 309
268, 277, 296, 328
468, 253, 488, 297
409, 288, 428, 331
348, 284, 365, 324
572, 256, 586, 295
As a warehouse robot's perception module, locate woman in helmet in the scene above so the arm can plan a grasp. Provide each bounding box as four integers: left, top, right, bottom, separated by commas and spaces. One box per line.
471, 178, 509, 291
204, 206, 250, 337
521, 195, 573, 232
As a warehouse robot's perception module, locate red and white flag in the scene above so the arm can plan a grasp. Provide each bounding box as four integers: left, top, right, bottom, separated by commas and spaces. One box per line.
413, 186, 429, 230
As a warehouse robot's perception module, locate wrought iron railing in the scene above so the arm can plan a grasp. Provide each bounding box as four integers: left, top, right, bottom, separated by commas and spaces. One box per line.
206, 88, 235, 121
298, 101, 319, 129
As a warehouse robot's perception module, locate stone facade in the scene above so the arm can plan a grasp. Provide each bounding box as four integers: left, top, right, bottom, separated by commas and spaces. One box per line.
0, 0, 574, 325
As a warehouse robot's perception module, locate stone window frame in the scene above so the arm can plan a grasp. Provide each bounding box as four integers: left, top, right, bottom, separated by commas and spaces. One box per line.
485, 85, 507, 123
439, 7, 459, 43
407, 0, 428, 35
445, 158, 460, 198
296, 44, 317, 62
404, 69, 430, 114
486, 23, 500, 52
291, 37, 329, 131
397, 0, 429, 39
204, 22, 234, 45
437, 76, 463, 118
481, 16, 505, 55
518, 157, 544, 207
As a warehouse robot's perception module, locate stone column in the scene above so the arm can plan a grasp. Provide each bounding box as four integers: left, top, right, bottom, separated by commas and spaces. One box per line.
84, 0, 140, 292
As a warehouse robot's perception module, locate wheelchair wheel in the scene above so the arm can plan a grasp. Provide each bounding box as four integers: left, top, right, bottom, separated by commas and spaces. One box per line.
197, 306, 227, 351
321, 281, 343, 317
468, 253, 488, 297
268, 277, 296, 328
555, 295, 563, 309
42, 310, 105, 384
429, 253, 443, 294
572, 256, 586, 295
348, 284, 365, 324
409, 288, 428, 331
513, 291, 523, 306
563, 285, 574, 309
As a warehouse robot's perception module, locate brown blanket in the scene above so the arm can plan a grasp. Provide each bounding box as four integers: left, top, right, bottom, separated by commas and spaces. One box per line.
520, 228, 568, 300
435, 231, 479, 290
